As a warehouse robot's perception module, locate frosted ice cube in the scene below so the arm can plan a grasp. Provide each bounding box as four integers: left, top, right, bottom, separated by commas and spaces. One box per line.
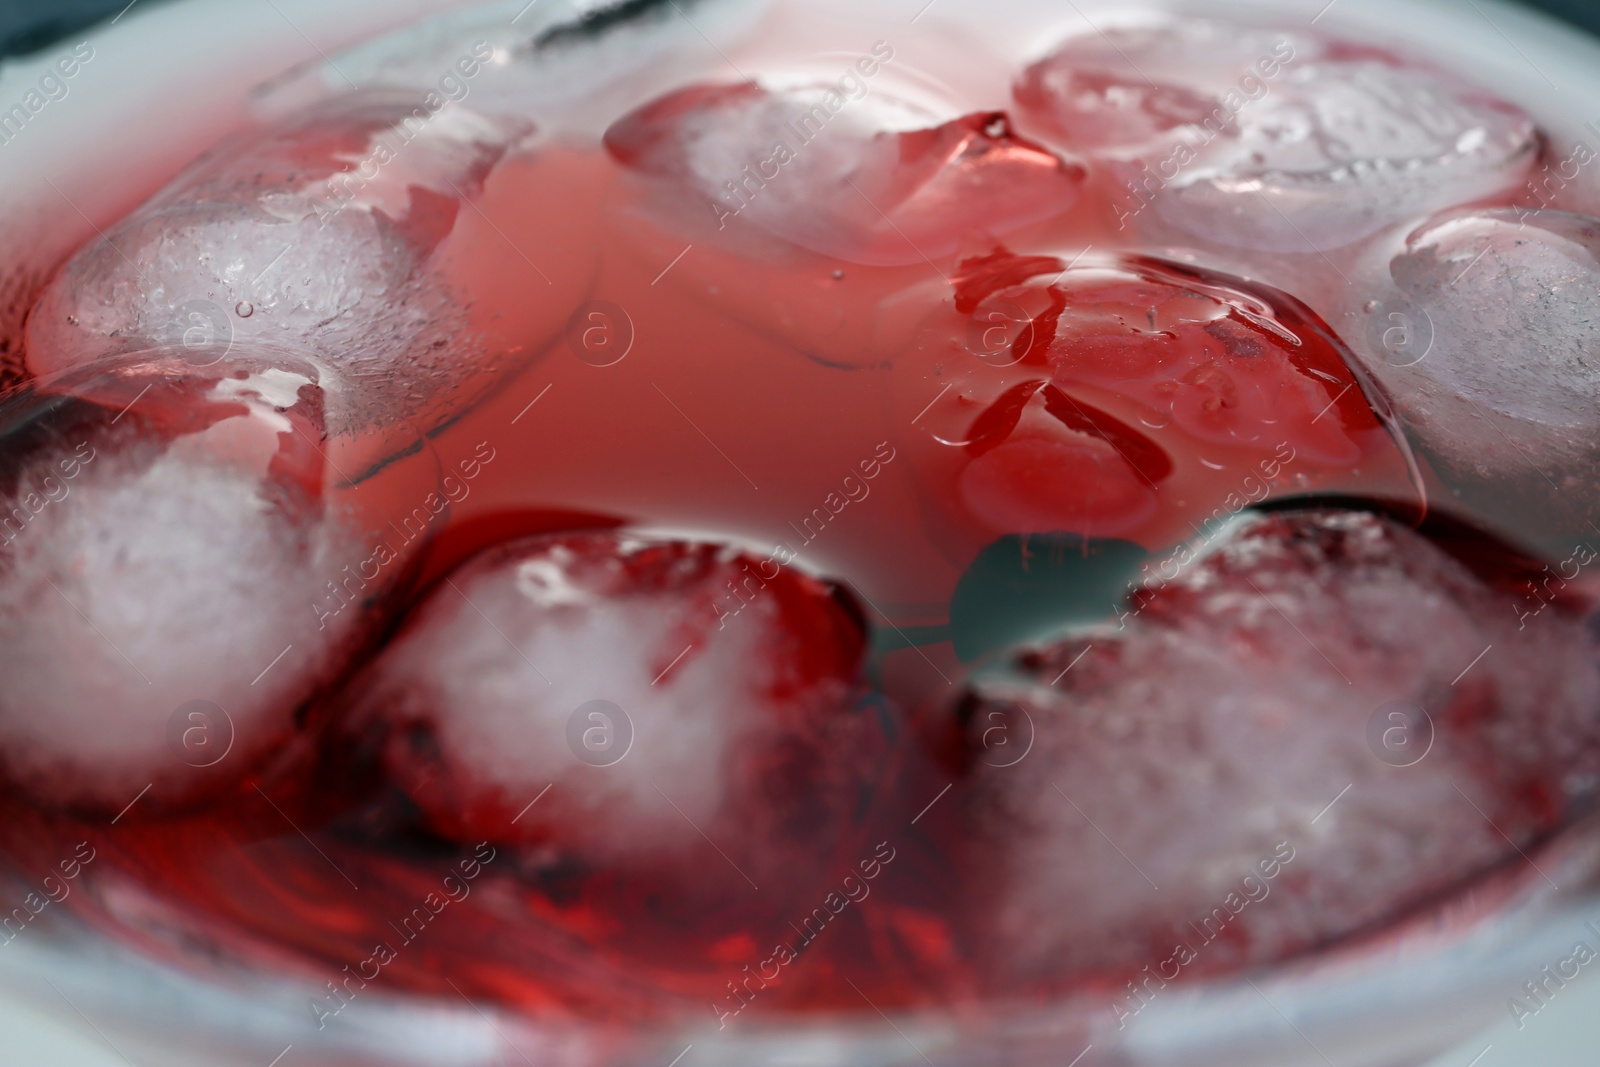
1353, 208, 1600, 541
344, 532, 877, 879
26, 92, 532, 437
0, 351, 442, 812
957, 509, 1600, 983
1388, 209, 1600, 427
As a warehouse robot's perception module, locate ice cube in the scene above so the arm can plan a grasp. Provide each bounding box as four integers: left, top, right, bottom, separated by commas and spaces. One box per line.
25, 92, 536, 439
1013, 19, 1323, 155
605, 80, 1085, 266
1352, 208, 1600, 543
342, 532, 881, 882
0, 350, 442, 812
953, 509, 1600, 985
890, 249, 1403, 558
1015, 20, 1538, 251
1162, 61, 1539, 251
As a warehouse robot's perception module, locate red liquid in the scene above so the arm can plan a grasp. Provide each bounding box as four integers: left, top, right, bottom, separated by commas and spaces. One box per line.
0, 16, 1595, 1034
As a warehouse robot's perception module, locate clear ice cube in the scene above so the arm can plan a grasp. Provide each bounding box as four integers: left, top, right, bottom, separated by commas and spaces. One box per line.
26, 93, 532, 439
605, 80, 1085, 266
1015, 20, 1538, 251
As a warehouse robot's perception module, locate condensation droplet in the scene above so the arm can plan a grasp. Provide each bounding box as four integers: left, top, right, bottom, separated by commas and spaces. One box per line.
235, 301, 254, 318
831, 269, 846, 280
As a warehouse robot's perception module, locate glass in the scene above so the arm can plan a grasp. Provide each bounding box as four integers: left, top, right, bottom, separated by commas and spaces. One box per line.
1, 1, 1598, 1065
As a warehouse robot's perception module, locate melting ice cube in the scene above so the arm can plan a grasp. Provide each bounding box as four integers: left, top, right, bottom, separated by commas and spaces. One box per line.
1354, 208, 1600, 543
0, 351, 442, 811
342, 532, 881, 883
606, 80, 1085, 266
1015, 19, 1538, 251
26, 92, 533, 439
954, 509, 1600, 983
